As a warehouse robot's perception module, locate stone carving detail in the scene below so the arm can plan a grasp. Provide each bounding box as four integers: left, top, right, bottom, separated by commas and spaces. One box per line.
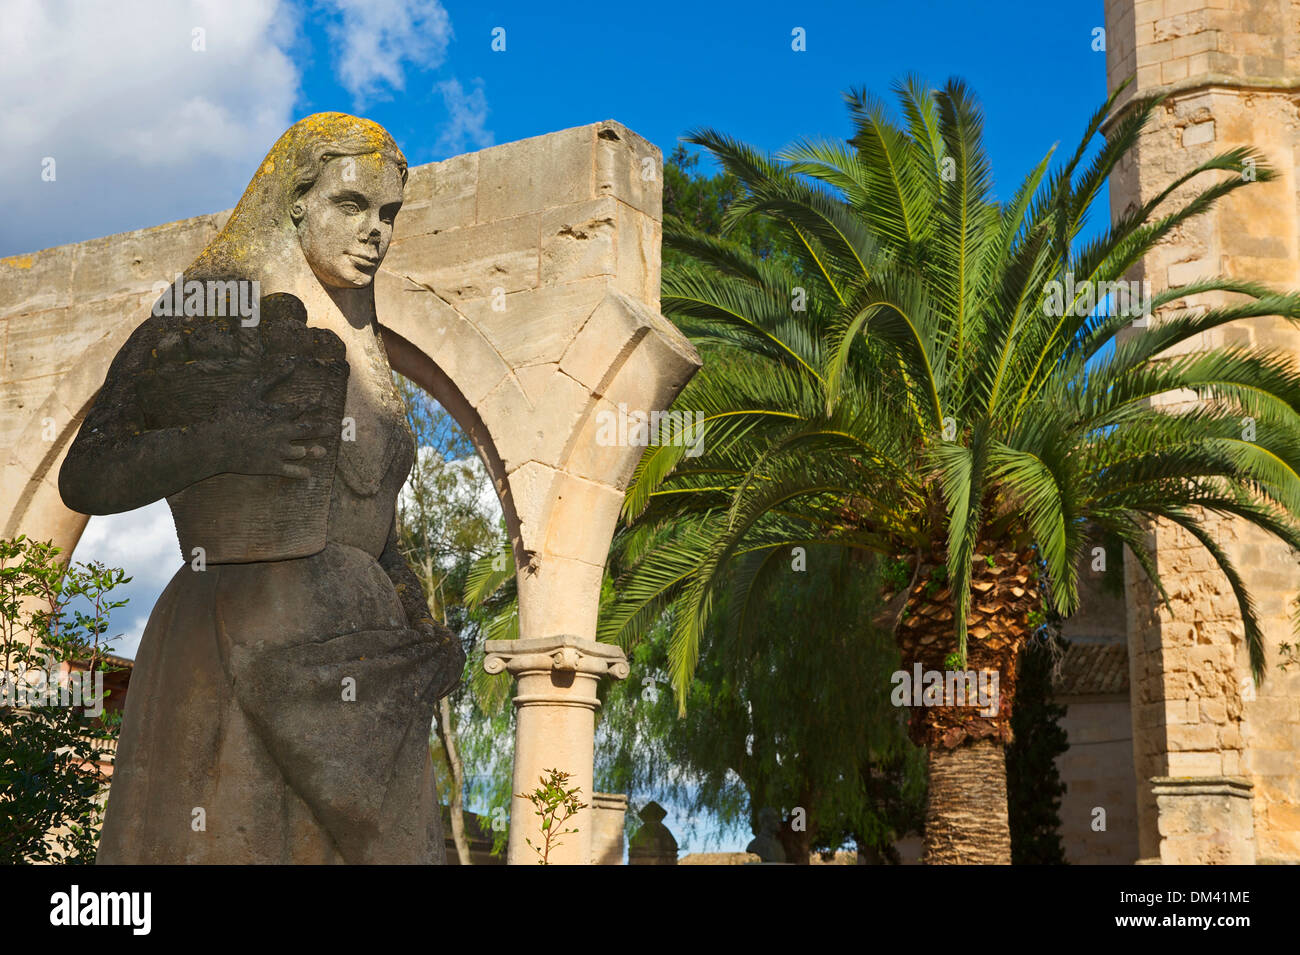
5, 115, 698, 865
627, 801, 678, 865
483, 635, 630, 699
58, 113, 464, 864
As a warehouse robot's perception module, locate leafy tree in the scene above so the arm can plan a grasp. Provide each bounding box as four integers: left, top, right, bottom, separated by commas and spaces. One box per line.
457, 149, 931, 864
1006, 633, 1068, 864
664, 144, 791, 267
393, 376, 503, 863
0, 536, 126, 863
603, 76, 1300, 863
595, 545, 925, 863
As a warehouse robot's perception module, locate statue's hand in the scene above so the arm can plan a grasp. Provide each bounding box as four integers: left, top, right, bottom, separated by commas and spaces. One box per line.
135, 292, 348, 482
212, 365, 340, 480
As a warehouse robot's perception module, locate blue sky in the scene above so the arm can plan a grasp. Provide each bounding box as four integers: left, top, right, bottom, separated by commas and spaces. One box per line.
7, 0, 1115, 657
1, 0, 1111, 256
346, 0, 1111, 185
4, 0, 1113, 856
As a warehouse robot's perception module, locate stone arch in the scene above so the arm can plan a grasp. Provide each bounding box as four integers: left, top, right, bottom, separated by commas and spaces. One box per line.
0, 120, 701, 867
0, 321, 138, 554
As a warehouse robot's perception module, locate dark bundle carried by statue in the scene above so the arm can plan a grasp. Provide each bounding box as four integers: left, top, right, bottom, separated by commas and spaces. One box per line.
134, 286, 350, 563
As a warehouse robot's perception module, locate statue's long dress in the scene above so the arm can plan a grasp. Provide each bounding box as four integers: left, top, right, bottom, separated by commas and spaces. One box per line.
96, 372, 446, 864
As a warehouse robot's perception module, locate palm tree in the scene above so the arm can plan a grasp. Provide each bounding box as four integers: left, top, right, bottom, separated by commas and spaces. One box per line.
601, 77, 1300, 864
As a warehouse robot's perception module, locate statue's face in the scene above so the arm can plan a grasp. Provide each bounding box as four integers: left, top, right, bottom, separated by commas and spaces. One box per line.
295, 153, 404, 289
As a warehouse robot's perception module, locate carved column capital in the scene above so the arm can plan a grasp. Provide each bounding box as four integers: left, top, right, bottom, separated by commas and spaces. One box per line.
483, 635, 629, 709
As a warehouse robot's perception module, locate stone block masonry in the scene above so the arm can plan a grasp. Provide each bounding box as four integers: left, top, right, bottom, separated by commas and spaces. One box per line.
1105, 0, 1300, 864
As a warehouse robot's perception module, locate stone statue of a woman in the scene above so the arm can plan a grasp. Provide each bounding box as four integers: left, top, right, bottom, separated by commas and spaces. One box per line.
59, 113, 464, 864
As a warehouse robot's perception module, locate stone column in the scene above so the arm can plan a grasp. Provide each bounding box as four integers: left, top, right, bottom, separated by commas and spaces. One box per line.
1151, 777, 1257, 865
484, 635, 628, 865
1105, 0, 1300, 863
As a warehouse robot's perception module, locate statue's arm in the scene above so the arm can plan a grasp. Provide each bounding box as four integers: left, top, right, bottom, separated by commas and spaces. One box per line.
59, 321, 239, 515
378, 514, 439, 629
378, 513, 464, 691
60, 301, 337, 516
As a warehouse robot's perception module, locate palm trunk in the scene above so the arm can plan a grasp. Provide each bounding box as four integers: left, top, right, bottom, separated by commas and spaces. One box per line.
437, 695, 471, 865
892, 544, 1038, 866
923, 738, 1010, 864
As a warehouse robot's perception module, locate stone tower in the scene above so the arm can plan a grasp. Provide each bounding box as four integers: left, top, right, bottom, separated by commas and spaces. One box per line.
1105, 0, 1300, 863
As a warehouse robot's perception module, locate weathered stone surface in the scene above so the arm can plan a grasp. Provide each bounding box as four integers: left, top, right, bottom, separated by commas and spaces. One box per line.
542, 473, 626, 563
401, 151, 478, 235
590, 792, 628, 865
616, 203, 660, 307
477, 125, 594, 221
594, 121, 664, 221
540, 199, 618, 287
51, 114, 463, 865
0, 246, 76, 321
382, 213, 541, 301
1, 116, 700, 866
475, 368, 591, 477
70, 217, 218, 304
373, 270, 509, 408
1151, 776, 1257, 864
462, 279, 608, 368
1107, 0, 1300, 865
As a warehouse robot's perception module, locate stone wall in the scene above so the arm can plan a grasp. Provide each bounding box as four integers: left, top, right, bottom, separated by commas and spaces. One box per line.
1105, 0, 1300, 863
1055, 560, 1141, 864
1057, 698, 1142, 864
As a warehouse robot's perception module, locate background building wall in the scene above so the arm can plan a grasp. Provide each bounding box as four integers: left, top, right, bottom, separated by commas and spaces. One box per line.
1056, 567, 1141, 864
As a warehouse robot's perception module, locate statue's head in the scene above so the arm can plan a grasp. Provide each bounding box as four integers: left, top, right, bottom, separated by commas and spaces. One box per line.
286, 116, 407, 289
189, 113, 408, 292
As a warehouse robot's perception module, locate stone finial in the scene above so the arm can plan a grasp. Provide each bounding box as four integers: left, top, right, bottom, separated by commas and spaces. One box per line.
628, 800, 678, 865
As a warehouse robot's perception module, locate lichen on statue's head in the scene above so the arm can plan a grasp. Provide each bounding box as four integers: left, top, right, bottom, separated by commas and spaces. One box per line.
190, 113, 408, 291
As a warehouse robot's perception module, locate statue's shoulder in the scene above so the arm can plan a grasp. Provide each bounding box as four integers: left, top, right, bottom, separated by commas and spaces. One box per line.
100, 312, 174, 386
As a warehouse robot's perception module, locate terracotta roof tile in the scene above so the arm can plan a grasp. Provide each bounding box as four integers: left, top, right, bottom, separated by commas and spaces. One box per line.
1053, 642, 1129, 697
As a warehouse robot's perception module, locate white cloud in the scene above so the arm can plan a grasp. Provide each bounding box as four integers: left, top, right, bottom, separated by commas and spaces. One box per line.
76, 499, 181, 590
73, 500, 182, 660
433, 77, 493, 158
320, 0, 452, 107
0, 0, 301, 255
0, 0, 484, 255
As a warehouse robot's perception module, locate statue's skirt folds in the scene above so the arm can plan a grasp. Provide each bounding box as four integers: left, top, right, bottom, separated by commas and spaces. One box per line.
96, 542, 447, 864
